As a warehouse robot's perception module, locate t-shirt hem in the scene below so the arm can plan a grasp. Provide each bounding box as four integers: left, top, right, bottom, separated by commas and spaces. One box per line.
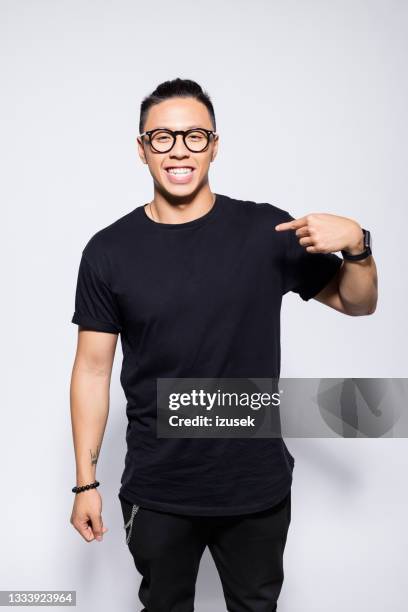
71, 311, 121, 334
118, 480, 293, 517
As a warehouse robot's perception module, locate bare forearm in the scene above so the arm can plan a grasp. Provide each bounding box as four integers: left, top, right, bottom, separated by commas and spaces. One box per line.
70, 364, 110, 485
338, 255, 378, 315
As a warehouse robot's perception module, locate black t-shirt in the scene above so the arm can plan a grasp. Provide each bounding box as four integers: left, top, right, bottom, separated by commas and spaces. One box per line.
72, 193, 343, 516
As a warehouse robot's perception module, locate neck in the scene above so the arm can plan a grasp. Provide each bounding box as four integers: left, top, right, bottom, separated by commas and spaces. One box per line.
146, 184, 215, 224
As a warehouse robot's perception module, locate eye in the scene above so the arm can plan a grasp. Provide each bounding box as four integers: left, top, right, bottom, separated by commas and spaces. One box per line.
151, 131, 172, 143
187, 131, 206, 140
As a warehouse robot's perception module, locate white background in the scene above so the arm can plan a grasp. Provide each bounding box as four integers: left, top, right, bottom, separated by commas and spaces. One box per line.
1, 1, 407, 610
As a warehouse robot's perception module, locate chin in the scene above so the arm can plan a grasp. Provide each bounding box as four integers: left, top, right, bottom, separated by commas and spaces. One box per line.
168, 187, 197, 202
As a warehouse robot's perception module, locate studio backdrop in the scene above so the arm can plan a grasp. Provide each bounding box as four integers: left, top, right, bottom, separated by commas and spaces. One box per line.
1, 1, 407, 611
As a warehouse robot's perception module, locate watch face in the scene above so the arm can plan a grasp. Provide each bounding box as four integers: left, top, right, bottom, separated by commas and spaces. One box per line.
363, 229, 371, 249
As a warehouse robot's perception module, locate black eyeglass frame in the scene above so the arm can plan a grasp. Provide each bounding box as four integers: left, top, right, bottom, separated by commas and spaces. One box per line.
139, 128, 218, 153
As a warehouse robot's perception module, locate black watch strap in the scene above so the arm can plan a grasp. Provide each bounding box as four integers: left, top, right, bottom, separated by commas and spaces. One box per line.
341, 228, 372, 261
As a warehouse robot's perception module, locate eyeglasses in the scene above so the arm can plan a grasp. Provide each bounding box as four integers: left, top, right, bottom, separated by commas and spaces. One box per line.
139, 128, 217, 153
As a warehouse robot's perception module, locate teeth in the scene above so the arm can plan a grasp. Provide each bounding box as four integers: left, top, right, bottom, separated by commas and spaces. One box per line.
167, 167, 193, 174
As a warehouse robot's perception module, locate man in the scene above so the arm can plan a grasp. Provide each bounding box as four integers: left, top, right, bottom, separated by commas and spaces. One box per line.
70, 78, 378, 611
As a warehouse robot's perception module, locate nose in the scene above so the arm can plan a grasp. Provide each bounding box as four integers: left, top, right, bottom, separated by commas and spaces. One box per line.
170, 133, 190, 157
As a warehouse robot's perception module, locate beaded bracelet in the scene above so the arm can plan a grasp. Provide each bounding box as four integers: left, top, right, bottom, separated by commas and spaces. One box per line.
72, 480, 100, 494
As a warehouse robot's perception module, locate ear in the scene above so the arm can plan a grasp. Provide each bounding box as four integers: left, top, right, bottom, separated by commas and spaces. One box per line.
211, 134, 219, 162
137, 137, 148, 164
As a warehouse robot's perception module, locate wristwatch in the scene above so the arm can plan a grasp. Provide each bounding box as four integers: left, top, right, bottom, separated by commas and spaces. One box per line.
341, 228, 372, 261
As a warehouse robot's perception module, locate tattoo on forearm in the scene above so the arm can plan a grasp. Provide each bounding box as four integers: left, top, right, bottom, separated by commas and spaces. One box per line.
90, 445, 100, 466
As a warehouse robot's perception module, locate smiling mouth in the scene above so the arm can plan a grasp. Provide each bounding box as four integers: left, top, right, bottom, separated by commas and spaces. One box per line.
165, 167, 195, 175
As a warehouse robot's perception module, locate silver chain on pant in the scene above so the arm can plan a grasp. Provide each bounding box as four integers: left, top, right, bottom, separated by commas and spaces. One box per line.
124, 504, 140, 545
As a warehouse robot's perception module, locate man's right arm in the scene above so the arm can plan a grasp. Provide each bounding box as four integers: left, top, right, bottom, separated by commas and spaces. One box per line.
69, 328, 118, 542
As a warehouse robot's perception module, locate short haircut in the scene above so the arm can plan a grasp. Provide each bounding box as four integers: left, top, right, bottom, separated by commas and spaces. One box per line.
139, 78, 216, 134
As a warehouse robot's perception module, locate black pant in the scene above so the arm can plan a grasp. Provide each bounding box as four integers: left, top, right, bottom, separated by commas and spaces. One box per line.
119, 491, 291, 612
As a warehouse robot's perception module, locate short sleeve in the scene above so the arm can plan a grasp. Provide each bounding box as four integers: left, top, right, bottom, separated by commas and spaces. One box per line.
281, 212, 344, 301
71, 253, 122, 334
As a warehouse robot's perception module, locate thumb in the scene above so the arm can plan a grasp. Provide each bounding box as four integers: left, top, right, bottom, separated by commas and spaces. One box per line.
90, 513, 105, 541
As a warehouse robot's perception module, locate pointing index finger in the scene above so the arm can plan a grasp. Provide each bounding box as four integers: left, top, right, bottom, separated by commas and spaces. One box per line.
275, 216, 307, 231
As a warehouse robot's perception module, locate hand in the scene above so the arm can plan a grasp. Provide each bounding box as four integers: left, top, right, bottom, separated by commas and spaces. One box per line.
275, 213, 364, 255
70, 489, 109, 543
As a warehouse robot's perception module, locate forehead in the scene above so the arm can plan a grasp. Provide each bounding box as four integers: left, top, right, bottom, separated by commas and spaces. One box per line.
144, 97, 212, 130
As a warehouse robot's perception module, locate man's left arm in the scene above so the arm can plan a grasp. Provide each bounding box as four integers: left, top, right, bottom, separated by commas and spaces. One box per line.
275, 213, 378, 316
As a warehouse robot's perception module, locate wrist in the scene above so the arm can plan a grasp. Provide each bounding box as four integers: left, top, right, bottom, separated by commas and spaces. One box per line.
343, 229, 364, 255
72, 480, 100, 494
76, 473, 96, 487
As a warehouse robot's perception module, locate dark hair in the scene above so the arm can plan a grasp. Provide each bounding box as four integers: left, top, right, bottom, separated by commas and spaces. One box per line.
139, 78, 216, 134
